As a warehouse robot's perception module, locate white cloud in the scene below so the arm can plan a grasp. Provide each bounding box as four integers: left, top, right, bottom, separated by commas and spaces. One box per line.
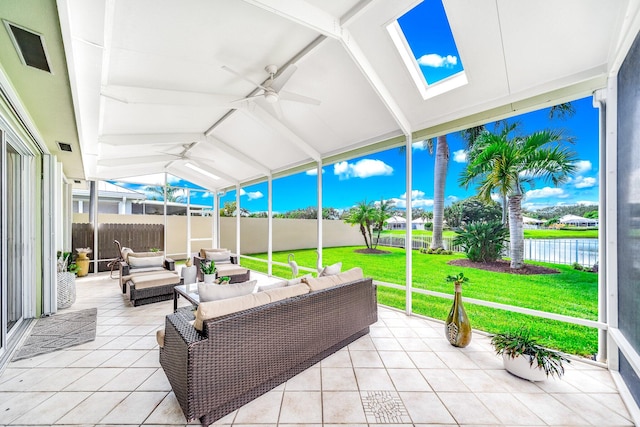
452, 149, 467, 163
574, 176, 596, 189
417, 53, 458, 68
246, 191, 263, 200
574, 160, 592, 174
491, 193, 501, 202
400, 190, 425, 200
525, 187, 566, 199
577, 200, 599, 206
333, 159, 393, 180
202, 192, 213, 198
239, 189, 246, 196
447, 195, 459, 203
391, 189, 433, 208
412, 141, 428, 151
306, 168, 324, 176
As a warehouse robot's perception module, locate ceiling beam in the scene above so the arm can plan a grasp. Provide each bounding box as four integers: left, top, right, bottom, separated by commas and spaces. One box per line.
205, 135, 272, 175
242, 104, 321, 162
242, 0, 412, 137
99, 133, 205, 146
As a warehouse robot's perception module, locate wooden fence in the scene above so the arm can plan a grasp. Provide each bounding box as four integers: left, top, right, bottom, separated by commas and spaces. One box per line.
72, 223, 164, 272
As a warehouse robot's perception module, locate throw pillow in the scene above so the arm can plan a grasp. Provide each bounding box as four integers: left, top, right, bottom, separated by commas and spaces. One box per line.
263, 283, 310, 302
303, 267, 364, 291
128, 255, 164, 268
198, 279, 257, 302
194, 292, 271, 331
319, 262, 342, 276
205, 250, 232, 264
256, 280, 287, 292
287, 273, 313, 286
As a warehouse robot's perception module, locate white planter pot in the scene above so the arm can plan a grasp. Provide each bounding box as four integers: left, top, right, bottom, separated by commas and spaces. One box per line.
502, 353, 548, 382
203, 273, 216, 284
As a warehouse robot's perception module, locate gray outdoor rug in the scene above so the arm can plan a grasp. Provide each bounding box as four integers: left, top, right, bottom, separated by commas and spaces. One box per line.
12, 307, 97, 361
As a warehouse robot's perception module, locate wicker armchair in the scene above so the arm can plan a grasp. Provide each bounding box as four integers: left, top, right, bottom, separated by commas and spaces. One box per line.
194, 249, 249, 283
159, 277, 377, 426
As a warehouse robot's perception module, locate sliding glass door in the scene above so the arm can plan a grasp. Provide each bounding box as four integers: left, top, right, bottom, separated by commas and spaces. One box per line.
5, 143, 23, 333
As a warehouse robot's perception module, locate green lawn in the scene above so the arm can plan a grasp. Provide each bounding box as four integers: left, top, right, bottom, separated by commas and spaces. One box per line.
381, 228, 598, 239
242, 246, 598, 356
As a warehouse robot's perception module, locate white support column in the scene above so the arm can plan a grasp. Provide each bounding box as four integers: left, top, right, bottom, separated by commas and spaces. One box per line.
268, 175, 273, 276
317, 161, 323, 270
92, 180, 99, 275
236, 185, 241, 264
605, 75, 619, 370
186, 188, 191, 261
213, 192, 219, 248
405, 135, 413, 315
593, 89, 607, 363
163, 174, 168, 257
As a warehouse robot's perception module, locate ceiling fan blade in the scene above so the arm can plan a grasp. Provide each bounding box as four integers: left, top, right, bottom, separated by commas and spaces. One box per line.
101, 85, 237, 106
279, 90, 321, 106
98, 154, 178, 167
269, 101, 283, 120
221, 65, 267, 90
271, 64, 297, 92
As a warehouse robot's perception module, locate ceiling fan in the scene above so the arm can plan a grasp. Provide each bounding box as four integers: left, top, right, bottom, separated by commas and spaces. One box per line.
223, 64, 320, 107
97, 142, 197, 168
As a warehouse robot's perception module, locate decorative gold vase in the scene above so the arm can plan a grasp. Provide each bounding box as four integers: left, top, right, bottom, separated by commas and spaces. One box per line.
76, 252, 90, 277
445, 283, 472, 347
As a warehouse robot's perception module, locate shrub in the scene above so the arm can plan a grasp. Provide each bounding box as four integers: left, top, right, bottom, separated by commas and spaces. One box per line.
453, 221, 508, 262
572, 262, 584, 271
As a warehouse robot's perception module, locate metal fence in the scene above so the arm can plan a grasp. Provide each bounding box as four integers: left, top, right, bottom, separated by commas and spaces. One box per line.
375, 235, 599, 267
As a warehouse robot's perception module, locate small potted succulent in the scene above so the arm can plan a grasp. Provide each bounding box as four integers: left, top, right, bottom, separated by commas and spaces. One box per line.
491, 326, 570, 381
200, 260, 217, 284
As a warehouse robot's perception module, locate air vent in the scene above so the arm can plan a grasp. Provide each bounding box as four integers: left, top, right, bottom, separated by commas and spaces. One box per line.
4, 21, 52, 73
74, 180, 81, 184
57, 141, 72, 152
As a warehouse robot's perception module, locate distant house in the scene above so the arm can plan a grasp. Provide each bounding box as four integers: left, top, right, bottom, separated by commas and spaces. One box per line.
523, 216, 545, 229
411, 217, 429, 230
385, 215, 407, 230
558, 214, 599, 228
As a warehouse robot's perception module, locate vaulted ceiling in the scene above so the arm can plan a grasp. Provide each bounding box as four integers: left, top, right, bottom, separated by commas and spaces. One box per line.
2, 0, 639, 191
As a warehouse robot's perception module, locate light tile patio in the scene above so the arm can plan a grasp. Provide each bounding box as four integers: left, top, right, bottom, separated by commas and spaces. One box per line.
0, 272, 633, 426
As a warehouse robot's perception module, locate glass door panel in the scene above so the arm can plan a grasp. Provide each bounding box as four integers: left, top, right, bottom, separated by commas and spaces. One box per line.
6, 144, 23, 332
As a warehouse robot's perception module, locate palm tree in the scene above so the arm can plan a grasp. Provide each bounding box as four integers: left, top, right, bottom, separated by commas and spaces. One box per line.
431, 135, 449, 249
460, 123, 577, 269
373, 199, 394, 249
145, 185, 186, 202
345, 200, 376, 249
400, 135, 448, 249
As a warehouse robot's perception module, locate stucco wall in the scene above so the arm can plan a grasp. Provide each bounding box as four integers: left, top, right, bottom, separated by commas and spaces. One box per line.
73, 214, 362, 258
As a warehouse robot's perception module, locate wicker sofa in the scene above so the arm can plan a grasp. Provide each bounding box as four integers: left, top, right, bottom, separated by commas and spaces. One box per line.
159, 273, 377, 426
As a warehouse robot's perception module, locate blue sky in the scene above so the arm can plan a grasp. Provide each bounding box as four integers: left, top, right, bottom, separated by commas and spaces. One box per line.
111, 0, 600, 215
217, 96, 599, 214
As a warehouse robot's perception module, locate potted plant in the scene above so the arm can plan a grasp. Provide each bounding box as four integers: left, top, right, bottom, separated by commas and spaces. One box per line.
491, 327, 570, 381
445, 272, 471, 347
200, 260, 217, 284
56, 251, 79, 309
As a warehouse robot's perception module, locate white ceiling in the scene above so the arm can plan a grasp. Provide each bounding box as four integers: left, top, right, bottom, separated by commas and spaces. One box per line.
57, 0, 640, 191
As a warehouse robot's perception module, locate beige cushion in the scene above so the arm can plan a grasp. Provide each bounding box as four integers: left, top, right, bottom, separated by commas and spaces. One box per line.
256, 280, 287, 292
200, 248, 227, 258
194, 291, 271, 331
303, 267, 364, 291
217, 264, 248, 276
263, 283, 310, 302
130, 272, 180, 289
156, 329, 165, 348
129, 255, 164, 268
319, 262, 342, 277
198, 279, 257, 302
205, 250, 231, 264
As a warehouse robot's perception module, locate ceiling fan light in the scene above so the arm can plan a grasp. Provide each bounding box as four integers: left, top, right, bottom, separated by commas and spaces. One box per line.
264, 92, 278, 104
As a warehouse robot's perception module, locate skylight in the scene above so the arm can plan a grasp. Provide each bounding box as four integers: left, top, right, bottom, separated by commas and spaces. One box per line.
388, 0, 467, 99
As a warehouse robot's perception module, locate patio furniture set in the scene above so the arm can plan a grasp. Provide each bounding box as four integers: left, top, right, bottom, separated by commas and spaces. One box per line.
117, 246, 378, 426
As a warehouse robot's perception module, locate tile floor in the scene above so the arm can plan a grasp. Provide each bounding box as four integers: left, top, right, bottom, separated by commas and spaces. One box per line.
0, 272, 634, 426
